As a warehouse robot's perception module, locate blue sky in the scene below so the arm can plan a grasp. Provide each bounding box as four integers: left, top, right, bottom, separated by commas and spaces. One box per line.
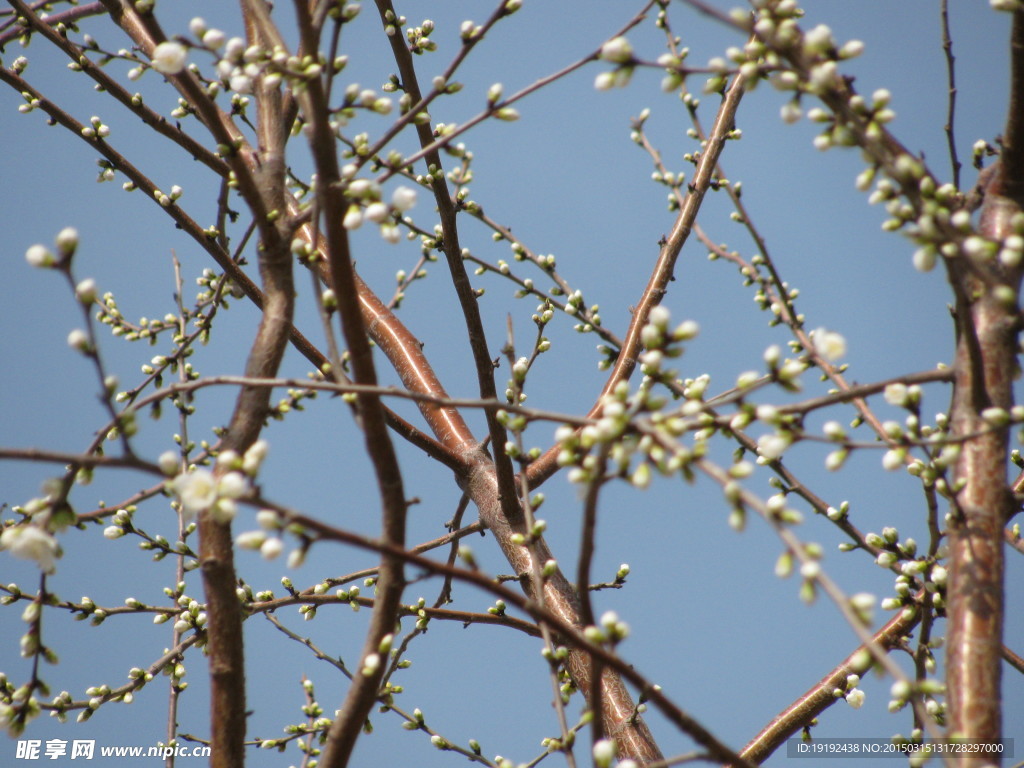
1, 2, 1022, 767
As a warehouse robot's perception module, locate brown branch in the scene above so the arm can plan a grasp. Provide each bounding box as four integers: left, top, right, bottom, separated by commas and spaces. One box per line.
8, 0, 225, 175
372, 0, 522, 548
1001, 11, 1024, 202
1003, 644, 1024, 676
0, 42, 460, 474
738, 607, 921, 765
576, 448, 612, 752
527, 65, 749, 488
283, 34, 666, 759
943, 30, 1024, 757
246, 3, 410, 766
939, 0, 961, 189
0, 1, 106, 47
253, 593, 541, 638
264, 501, 755, 768
186, 5, 296, 765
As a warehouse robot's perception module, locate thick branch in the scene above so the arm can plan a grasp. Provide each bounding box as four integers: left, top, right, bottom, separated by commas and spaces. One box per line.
253, 3, 409, 765
373, 0, 523, 539
944, 173, 1020, 764
1000, 11, 1024, 201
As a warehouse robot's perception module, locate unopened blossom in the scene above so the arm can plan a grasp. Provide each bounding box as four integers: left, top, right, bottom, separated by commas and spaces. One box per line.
242, 439, 269, 475
599, 37, 633, 64
216, 471, 248, 499
236, 530, 266, 550
757, 433, 790, 461
592, 738, 617, 768
25, 244, 54, 268
882, 448, 904, 471
260, 538, 283, 560
75, 278, 97, 304
67, 329, 90, 352
780, 101, 802, 124
343, 205, 363, 230
364, 202, 389, 223
158, 451, 180, 476
55, 227, 79, 257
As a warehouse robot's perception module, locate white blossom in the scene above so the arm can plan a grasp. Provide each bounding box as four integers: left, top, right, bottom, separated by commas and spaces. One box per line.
343, 205, 363, 230
217, 471, 249, 499
780, 101, 802, 124
210, 499, 237, 524
1, 525, 59, 573
229, 72, 253, 94
158, 450, 180, 476
845, 688, 866, 708
203, 29, 226, 49
151, 41, 188, 75
391, 186, 417, 212
883, 382, 909, 407
171, 469, 218, 519
594, 71, 616, 91
75, 278, 97, 304
236, 530, 266, 550
881, 449, 904, 471
812, 327, 847, 361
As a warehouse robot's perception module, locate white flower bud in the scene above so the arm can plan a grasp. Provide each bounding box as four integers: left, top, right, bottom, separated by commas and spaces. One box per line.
364, 202, 389, 223
25, 244, 55, 268
599, 37, 633, 64
343, 205, 363, 230
75, 278, 97, 304
260, 538, 283, 560
67, 329, 90, 352
55, 227, 79, 257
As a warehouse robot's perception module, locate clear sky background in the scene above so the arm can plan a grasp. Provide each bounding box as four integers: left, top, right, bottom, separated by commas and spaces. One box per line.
1, 2, 1022, 767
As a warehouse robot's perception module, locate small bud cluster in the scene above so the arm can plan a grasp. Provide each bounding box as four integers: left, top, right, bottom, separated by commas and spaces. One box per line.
595, 37, 635, 91
169, 442, 265, 525
583, 610, 631, 648
341, 181, 418, 244
555, 307, 705, 488
24, 227, 79, 270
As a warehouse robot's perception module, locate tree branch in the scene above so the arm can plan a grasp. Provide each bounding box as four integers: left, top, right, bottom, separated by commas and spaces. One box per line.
737, 608, 921, 764
526, 66, 749, 488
